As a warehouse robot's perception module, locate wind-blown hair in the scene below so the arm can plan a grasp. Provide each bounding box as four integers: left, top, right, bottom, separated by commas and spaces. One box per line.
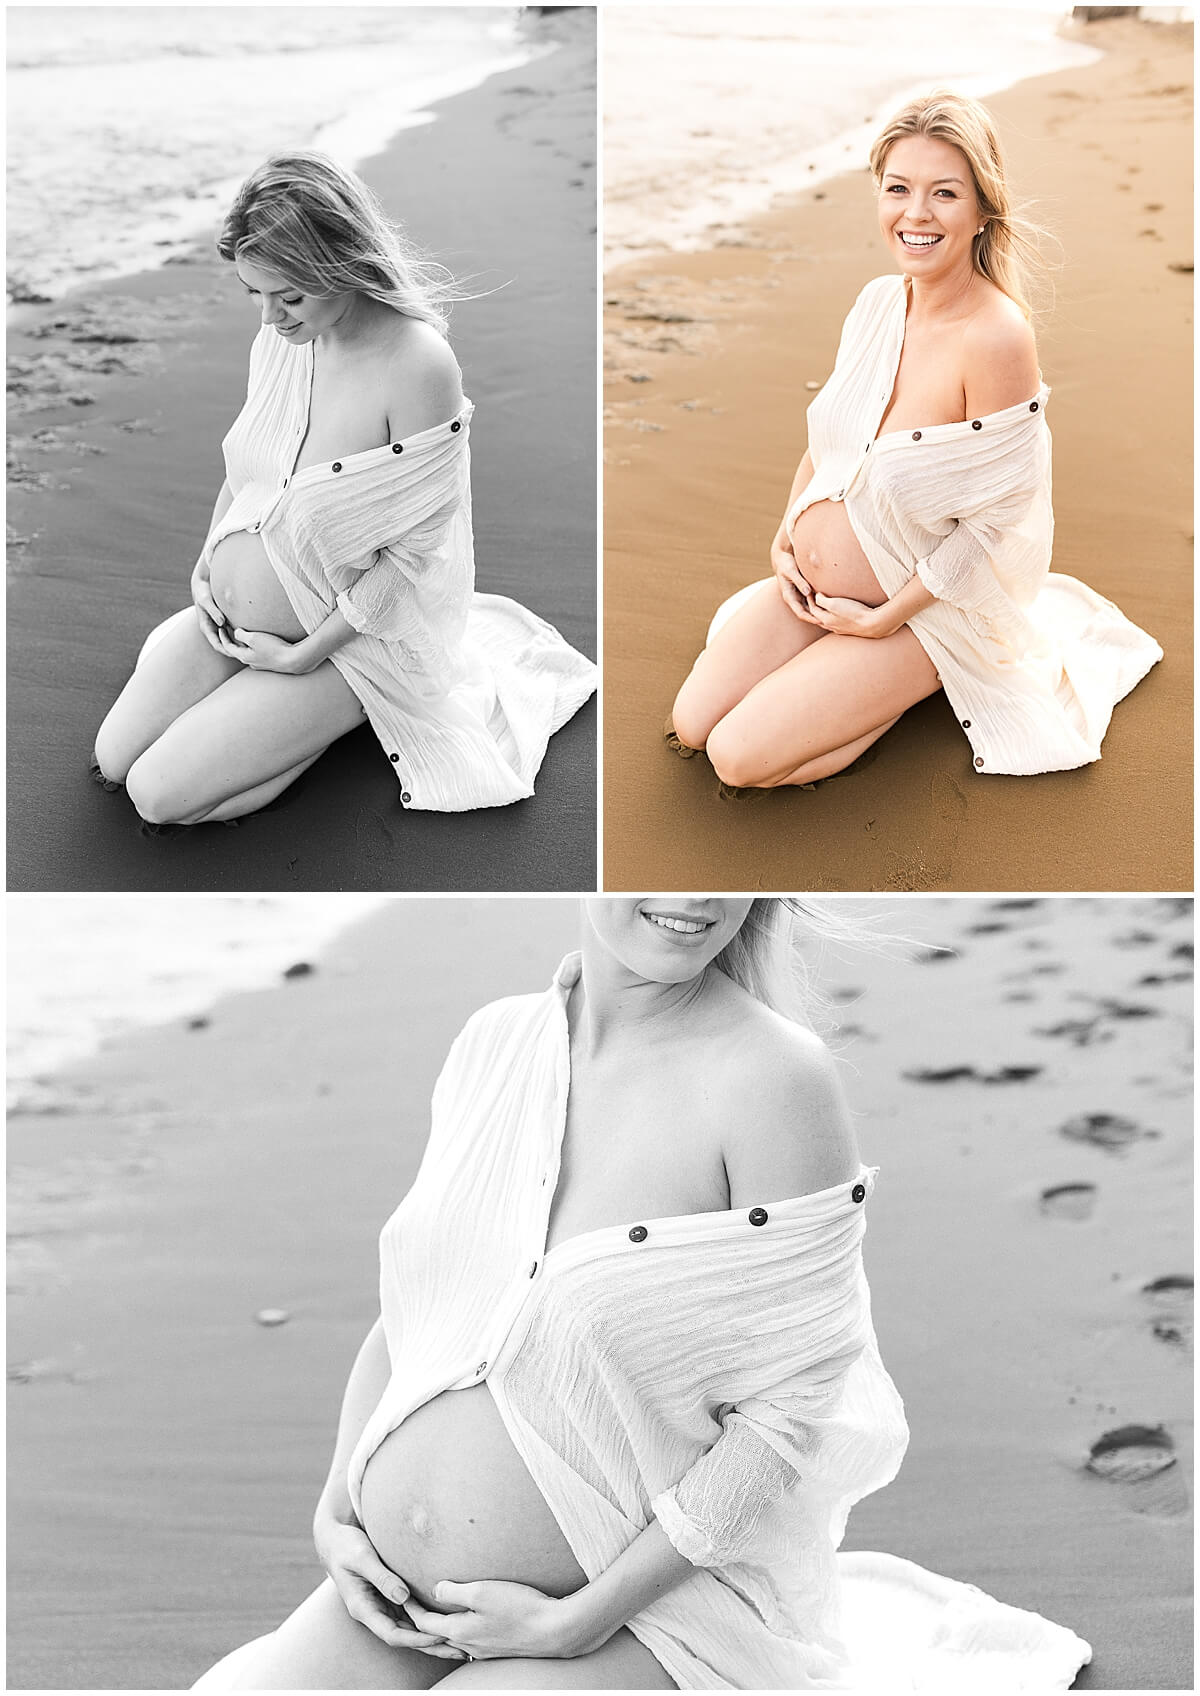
868, 90, 1049, 321
715, 899, 911, 1036
217, 151, 459, 335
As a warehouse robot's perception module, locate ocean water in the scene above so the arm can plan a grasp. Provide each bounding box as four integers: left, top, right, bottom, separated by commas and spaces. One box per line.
6, 894, 386, 1109
6, 6, 540, 304
604, 4, 1104, 267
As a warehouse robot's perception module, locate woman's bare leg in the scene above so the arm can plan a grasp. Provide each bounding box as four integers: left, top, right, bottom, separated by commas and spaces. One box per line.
224, 1579, 448, 1690
124, 663, 368, 824
705, 626, 940, 788
671, 579, 825, 750
437, 1628, 676, 1690
93, 610, 245, 784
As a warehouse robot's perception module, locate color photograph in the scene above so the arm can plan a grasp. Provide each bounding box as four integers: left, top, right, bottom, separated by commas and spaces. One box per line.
603, 6, 1192, 892
7, 5, 597, 892
6, 895, 1192, 1689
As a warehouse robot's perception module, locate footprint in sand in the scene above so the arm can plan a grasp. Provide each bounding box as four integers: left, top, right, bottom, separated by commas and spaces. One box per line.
1040, 1182, 1097, 1221
910, 946, 958, 965
1142, 1275, 1194, 1352
991, 898, 1040, 911
904, 1064, 1042, 1085
1085, 1425, 1189, 1517
1058, 1112, 1156, 1152
965, 921, 1009, 936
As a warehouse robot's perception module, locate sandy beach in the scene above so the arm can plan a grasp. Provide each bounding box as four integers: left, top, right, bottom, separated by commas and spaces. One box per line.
7, 10, 596, 893
603, 14, 1192, 892
6, 895, 1192, 1691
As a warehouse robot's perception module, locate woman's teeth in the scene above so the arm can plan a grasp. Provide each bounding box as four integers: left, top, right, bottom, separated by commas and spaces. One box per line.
899, 233, 943, 249
645, 914, 709, 934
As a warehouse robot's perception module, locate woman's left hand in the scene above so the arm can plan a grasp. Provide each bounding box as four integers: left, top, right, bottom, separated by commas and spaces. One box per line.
219, 626, 313, 674
406, 1580, 578, 1662
799, 593, 896, 639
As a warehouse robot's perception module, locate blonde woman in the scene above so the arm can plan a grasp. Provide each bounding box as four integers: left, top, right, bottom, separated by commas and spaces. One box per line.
92, 152, 595, 825
669, 92, 1161, 791
194, 898, 1091, 1691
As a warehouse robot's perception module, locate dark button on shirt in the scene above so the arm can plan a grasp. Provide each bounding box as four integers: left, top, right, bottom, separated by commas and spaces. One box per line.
911, 430, 922, 441
971, 420, 982, 431
961, 719, 971, 729
400, 791, 412, 804
1029, 401, 1039, 412
749, 1207, 768, 1227
851, 1183, 866, 1204
975, 755, 985, 768
332, 461, 342, 472
392, 442, 404, 454
450, 420, 461, 433
389, 753, 399, 762
628, 1225, 648, 1243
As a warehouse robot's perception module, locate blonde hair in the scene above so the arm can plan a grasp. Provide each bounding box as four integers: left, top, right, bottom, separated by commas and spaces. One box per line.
217, 150, 459, 335
869, 90, 1049, 320
714, 899, 905, 1036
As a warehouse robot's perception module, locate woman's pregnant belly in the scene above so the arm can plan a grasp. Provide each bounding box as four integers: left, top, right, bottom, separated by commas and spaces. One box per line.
358, 1385, 587, 1611
208, 529, 307, 640
790, 499, 886, 606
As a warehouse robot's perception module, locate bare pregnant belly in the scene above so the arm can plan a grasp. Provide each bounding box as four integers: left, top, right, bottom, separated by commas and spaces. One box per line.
358, 1385, 587, 1611
790, 499, 887, 606
208, 529, 307, 640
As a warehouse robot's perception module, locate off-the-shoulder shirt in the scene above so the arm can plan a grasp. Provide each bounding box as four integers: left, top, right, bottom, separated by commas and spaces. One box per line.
207, 325, 596, 811
711, 275, 1161, 776
335, 956, 1091, 1691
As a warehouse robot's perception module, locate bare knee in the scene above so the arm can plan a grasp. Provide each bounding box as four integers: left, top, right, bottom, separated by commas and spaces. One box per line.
124, 751, 201, 825
91, 713, 137, 787
670, 674, 715, 752
705, 717, 772, 789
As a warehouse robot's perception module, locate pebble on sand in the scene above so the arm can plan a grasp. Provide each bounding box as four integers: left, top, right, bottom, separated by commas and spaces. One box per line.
254, 1308, 290, 1327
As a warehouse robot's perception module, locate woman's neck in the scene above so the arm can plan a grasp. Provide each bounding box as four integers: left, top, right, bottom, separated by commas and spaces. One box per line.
907, 263, 983, 323
572, 934, 714, 1057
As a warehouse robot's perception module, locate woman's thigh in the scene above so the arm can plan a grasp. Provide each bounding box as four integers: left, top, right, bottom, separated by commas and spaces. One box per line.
226, 1579, 447, 1690
124, 661, 367, 824
671, 578, 825, 749
94, 608, 242, 782
706, 625, 941, 788
437, 1627, 676, 1691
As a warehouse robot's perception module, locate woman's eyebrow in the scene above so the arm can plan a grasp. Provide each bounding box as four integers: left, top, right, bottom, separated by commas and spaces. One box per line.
884, 172, 966, 187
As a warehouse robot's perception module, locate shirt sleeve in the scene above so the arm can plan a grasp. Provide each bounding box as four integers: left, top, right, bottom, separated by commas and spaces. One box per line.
650, 1316, 876, 1569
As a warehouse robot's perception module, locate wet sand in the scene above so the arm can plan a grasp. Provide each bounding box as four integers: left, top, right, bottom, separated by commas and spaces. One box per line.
6, 11, 596, 893
6, 896, 1191, 1690
603, 16, 1192, 892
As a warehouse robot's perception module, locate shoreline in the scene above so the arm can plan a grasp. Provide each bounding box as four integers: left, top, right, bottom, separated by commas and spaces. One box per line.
602, 14, 1193, 893
6, 11, 597, 893
6, 896, 1192, 1689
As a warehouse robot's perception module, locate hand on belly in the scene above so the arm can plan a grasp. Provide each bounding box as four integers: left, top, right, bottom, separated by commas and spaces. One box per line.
358, 1385, 587, 1611
790, 500, 887, 607
208, 529, 307, 642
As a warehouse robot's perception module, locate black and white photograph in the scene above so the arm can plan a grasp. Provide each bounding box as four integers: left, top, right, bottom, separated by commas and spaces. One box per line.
7, 6, 597, 892
6, 895, 1192, 1689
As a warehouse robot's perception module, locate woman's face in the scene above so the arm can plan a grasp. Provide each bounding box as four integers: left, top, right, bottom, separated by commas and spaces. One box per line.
877, 134, 984, 281
583, 898, 754, 983
235, 257, 355, 344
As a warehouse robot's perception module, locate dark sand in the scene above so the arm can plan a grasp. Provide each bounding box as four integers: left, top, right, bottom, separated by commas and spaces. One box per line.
7, 13, 596, 892
603, 17, 1193, 892
6, 896, 1192, 1690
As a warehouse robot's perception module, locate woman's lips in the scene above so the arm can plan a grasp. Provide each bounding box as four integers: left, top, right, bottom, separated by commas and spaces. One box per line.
898, 232, 943, 251
641, 910, 716, 936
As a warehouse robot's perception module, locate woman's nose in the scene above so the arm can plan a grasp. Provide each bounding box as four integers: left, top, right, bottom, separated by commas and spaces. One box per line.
261, 299, 283, 324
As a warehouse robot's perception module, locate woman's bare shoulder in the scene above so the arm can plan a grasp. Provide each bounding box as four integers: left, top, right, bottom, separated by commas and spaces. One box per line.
379, 314, 465, 437
962, 287, 1039, 414
713, 994, 861, 1205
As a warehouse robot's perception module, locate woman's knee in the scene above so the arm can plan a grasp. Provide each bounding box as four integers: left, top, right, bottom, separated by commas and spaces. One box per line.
91, 711, 138, 787
705, 715, 770, 789
669, 672, 716, 752
124, 750, 201, 825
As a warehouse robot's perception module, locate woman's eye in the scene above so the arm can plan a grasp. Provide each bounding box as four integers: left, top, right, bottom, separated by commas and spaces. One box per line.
283, 297, 303, 306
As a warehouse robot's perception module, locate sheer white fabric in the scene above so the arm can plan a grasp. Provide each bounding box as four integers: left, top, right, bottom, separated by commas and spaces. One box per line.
193, 957, 1092, 1692
710, 274, 1161, 775
206, 325, 595, 810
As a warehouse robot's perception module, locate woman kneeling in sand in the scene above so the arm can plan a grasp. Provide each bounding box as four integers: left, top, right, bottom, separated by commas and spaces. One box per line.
669, 92, 1161, 791
91, 152, 595, 825
193, 899, 1090, 1692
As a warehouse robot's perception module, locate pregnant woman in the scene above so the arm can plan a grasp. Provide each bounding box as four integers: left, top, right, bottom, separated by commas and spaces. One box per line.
91, 152, 596, 825
194, 899, 1091, 1691
669, 92, 1162, 791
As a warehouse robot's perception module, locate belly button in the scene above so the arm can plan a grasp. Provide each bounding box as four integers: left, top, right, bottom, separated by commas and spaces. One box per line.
409, 1505, 432, 1537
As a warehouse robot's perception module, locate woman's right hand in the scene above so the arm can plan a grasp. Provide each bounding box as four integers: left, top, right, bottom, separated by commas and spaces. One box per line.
770, 521, 814, 622
314, 1511, 466, 1661
190, 554, 227, 655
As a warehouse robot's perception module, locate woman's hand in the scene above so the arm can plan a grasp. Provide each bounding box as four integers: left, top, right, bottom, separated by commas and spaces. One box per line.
313, 1515, 465, 1661
219, 626, 313, 674
770, 522, 814, 623
407, 1579, 579, 1662
800, 592, 897, 639
190, 555, 228, 656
